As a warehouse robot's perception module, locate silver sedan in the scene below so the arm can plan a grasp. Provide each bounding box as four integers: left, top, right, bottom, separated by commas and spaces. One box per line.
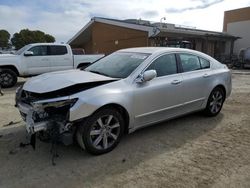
16, 47, 232, 155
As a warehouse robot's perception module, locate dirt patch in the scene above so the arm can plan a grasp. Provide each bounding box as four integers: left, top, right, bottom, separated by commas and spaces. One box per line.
0, 75, 250, 188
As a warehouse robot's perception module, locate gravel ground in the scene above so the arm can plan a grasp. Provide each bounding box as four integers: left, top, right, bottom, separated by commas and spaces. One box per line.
0, 72, 249, 188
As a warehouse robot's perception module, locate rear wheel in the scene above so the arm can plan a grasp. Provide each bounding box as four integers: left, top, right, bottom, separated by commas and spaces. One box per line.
0, 69, 17, 88
204, 87, 225, 116
76, 108, 124, 155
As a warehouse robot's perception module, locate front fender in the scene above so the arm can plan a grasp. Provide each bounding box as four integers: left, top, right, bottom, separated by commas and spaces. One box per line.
0, 56, 22, 74
70, 92, 132, 121
69, 80, 133, 123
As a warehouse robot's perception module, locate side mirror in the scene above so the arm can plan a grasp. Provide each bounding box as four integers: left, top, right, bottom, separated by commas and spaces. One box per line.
136, 70, 157, 83
24, 51, 33, 56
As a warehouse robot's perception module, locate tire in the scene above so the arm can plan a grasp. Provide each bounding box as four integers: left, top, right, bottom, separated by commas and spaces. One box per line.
204, 87, 225, 117
76, 108, 125, 155
0, 69, 17, 88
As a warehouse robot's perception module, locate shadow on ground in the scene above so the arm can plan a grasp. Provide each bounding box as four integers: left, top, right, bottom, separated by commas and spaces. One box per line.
0, 111, 223, 187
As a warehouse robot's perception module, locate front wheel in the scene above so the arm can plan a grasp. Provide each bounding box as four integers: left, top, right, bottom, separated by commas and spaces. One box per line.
204, 87, 225, 116
0, 69, 17, 88
76, 108, 124, 155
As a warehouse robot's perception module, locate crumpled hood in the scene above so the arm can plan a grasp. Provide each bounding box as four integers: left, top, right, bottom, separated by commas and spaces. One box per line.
23, 70, 118, 93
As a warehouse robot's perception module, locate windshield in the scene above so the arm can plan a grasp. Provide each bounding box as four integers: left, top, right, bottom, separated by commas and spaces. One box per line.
85, 52, 150, 78
14, 44, 32, 55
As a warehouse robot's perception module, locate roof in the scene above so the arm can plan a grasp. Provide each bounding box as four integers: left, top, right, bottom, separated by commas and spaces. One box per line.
157, 26, 238, 39
68, 17, 238, 45
118, 47, 215, 61
118, 47, 175, 54
118, 46, 204, 54
29, 43, 68, 46
68, 17, 158, 45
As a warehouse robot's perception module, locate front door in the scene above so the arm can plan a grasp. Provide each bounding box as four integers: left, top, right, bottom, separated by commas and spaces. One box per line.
133, 53, 183, 127
25, 45, 50, 75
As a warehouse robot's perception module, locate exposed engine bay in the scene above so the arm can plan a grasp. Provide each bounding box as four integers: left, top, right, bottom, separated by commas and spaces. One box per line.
15, 80, 115, 158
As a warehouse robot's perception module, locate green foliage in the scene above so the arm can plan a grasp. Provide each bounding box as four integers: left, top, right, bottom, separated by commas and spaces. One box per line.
11, 29, 55, 50
0, 30, 10, 48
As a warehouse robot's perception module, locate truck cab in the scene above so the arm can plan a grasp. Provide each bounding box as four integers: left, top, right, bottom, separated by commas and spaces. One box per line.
20, 43, 73, 75
0, 43, 104, 88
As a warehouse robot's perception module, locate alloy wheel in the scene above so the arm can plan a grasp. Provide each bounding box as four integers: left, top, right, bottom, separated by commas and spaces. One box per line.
89, 115, 120, 150
209, 90, 223, 114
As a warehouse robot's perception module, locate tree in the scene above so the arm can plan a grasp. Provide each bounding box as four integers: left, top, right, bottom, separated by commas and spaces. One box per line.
11, 29, 55, 49
0, 30, 10, 49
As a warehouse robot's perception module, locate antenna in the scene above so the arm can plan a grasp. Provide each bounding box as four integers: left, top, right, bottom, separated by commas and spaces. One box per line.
160, 17, 166, 28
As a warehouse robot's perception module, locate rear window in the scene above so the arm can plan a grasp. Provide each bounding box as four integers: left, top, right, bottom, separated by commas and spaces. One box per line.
179, 54, 201, 72
49, 46, 67, 55
199, 57, 210, 69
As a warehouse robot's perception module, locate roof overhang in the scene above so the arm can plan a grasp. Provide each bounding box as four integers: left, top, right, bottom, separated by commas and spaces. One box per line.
68, 17, 239, 46
67, 19, 94, 46
67, 17, 159, 46
154, 28, 239, 41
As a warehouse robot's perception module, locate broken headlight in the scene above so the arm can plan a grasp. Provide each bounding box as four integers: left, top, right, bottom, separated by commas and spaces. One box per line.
15, 85, 23, 106
31, 98, 78, 122
32, 98, 78, 109
16, 85, 23, 94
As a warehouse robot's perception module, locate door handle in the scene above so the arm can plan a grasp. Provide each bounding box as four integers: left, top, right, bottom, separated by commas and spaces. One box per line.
203, 73, 210, 78
41, 58, 49, 61
171, 80, 182, 85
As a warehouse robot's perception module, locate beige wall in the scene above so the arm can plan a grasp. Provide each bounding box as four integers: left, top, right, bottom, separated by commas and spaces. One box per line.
227, 20, 250, 54
223, 7, 250, 54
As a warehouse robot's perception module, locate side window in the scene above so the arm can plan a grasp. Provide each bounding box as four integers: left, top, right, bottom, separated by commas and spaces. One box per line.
146, 54, 177, 77
28, 46, 48, 56
49, 46, 67, 55
199, 57, 210, 69
179, 54, 201, 72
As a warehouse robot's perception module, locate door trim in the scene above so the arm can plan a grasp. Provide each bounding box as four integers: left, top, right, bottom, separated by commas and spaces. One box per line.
135, 97, 204, 119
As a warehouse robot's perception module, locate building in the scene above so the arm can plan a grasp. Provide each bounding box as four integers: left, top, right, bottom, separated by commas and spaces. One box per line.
223, 6, 250, 54
68, 17, 237, 59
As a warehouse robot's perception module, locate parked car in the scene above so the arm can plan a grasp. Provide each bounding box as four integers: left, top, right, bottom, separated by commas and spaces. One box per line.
16, 47, 232, 155
0, 43, 104, 88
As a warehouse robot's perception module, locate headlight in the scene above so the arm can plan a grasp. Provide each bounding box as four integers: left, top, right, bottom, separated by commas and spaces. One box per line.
32, 98, 78, 109
15, 86, 23, 94
15, 85, 23, 106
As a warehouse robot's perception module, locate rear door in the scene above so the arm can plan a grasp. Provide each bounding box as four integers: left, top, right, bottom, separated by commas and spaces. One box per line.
48, 45, 73, 72
177, 53, 212, 112
133, 53, 184, 127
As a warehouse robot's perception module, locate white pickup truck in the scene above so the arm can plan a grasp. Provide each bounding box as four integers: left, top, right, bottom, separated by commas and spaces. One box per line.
0, 43, 104, 88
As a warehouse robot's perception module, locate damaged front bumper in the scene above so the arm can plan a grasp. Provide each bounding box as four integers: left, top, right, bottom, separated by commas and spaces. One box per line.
17, 102, 49, 134
16, 88, 78, 145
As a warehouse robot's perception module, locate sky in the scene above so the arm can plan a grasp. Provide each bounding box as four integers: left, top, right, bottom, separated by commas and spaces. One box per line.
0, 0, 250, 42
